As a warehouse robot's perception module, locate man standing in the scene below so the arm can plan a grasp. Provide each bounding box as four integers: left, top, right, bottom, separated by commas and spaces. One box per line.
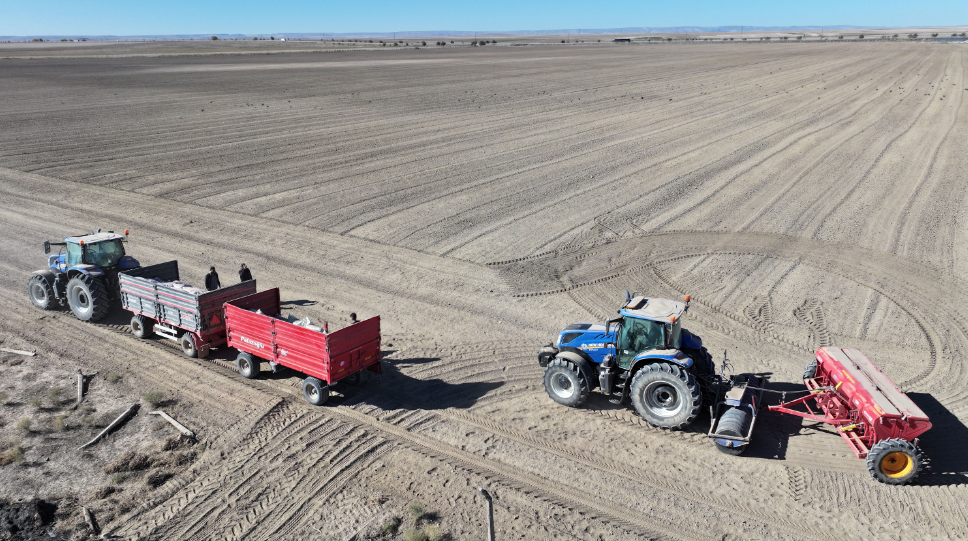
350, 312, 360, 325
205, 266, 221, 291
238, 263, 253, 282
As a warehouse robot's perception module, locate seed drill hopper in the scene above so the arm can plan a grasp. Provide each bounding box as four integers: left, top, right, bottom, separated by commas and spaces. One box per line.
769, 347, 932, 484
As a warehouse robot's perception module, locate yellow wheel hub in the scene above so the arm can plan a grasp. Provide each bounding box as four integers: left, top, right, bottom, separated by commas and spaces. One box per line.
881, 451, 914, 478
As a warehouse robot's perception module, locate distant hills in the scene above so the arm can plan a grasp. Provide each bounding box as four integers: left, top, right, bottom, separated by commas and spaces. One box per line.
1, 25, 899, 41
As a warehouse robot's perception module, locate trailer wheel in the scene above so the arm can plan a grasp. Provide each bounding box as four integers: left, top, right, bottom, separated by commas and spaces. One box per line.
28, 275, 54, 310
180, 333, 198, 358
236, 352, 260, 379
343, 372, 362, 385
629, 362, 701, 429
803, 360, 817, 381
130, 315, 154, 339
66, 275, 110, 322
303, 377, 329, 406
867, 438, 922, 485
714, 407, 752, 456
542, 357, 589, 407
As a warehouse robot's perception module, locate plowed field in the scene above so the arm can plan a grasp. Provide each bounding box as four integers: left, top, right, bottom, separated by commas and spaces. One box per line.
1, 41, 967, 540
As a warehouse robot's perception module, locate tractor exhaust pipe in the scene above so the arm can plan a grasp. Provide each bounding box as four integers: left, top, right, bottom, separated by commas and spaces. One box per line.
599, 354, 615, 395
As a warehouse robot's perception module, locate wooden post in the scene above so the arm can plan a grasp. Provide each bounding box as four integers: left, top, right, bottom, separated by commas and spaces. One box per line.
148, 410, 196, 441
76, 370, 84, 404
78, 404, 138, 450
478, 487, 495, 541
82, 507, 100, 535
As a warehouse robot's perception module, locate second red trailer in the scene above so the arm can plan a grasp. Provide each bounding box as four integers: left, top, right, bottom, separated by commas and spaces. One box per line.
224, 288, 381, 405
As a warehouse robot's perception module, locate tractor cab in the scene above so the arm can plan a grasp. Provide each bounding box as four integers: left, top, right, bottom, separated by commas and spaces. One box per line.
45, 230, 139, 277
548, 294, 692, 370
613, 296, 685, 368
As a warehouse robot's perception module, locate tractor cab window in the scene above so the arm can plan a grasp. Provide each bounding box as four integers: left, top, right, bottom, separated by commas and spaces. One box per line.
66, 242, 83, 268
617, 317, 664, 365
668, 319, 682, 349
84, 240, 125, 268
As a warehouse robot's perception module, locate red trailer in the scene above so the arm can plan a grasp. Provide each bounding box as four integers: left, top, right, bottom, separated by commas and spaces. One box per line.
769, 347, 932, 484
223, 288, 381, 405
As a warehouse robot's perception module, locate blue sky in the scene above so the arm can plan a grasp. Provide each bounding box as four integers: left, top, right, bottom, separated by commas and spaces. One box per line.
2, 0, 965, 36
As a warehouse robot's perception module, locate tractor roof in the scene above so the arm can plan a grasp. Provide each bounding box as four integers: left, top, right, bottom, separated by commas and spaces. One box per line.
66, 231, 125, 244
620, 296, 686, 322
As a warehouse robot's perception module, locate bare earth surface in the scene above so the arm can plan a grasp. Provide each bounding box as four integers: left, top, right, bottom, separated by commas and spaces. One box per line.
1, 41, 967, 540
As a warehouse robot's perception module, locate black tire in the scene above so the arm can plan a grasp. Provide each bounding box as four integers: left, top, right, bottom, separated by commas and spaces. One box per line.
303, 377, 329, 406
28, 275, 54, 310
542, 358, 589, 407
714, 407, 752, 456
180, 333, 198, 358
66, 275, 110, 322
236, 352, 260, 379
803, 360, 818, 381
866, 438, 922, 485
629, 362, 701, 429
130, 315, 154, 339
342, 372, 362, 385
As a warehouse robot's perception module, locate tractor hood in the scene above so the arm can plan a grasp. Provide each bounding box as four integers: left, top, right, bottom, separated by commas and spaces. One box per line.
556, 323, 613, 349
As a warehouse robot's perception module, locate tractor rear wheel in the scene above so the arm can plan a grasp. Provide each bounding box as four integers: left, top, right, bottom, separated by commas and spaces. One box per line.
235, 352, 260, 379
180, 333, 198, 358
27, 276, 54, 310
629, 362, 701, 429
130, 315, 154, 339
543, 358, 589, 407
803, 360, 818, 381
867, 438, 922, 485
66, 275, 110, 322
714, 407, 752, 455
303, 377, 329, 406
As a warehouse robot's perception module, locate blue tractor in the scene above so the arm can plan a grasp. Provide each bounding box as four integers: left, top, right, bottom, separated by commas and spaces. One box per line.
538, 292, 717, 430
27, 229, 139, 322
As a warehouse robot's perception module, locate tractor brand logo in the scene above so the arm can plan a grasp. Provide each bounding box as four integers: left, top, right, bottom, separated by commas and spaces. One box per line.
239, 336, 265, 349
863, 410, 874, 423
580, 343, 605, 350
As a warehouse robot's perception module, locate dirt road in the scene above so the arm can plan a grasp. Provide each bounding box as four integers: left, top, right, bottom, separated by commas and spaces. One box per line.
1, 42, 966, 540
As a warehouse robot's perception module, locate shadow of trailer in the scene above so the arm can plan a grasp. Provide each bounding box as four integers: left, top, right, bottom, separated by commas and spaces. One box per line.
224, 288, 382, 406
119, 261, 257, 358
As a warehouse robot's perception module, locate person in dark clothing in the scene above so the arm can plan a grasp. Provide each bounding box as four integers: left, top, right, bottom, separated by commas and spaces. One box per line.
205, 267, 220, 291
238, 263, 253, 282
350, 312, 359, 325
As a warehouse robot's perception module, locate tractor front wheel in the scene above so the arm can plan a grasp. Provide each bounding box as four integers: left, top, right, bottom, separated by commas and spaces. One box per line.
27, 276, 54, 310
66, 275, 110, 322
543, 358, 589, 407
867, 438, 922, 485
629, 362, 701, 429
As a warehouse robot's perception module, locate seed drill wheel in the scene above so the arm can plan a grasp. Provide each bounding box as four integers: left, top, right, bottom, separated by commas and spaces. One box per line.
866, 438, 923, 485
235, 352, 260, 379
130, 315, 154, 339
66, 275, 110, 322
27, 275, 54, 310
542, 358, 589, 407
629, 362, 701, 429
803, 360, 818, 380
302, 377, 329, 406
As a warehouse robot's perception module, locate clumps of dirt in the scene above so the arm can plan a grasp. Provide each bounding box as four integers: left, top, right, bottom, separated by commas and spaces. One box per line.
102, 451, 152, 474
0, 498, 68, 540
144, 470, 175, 489
363, 501, 446, 541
